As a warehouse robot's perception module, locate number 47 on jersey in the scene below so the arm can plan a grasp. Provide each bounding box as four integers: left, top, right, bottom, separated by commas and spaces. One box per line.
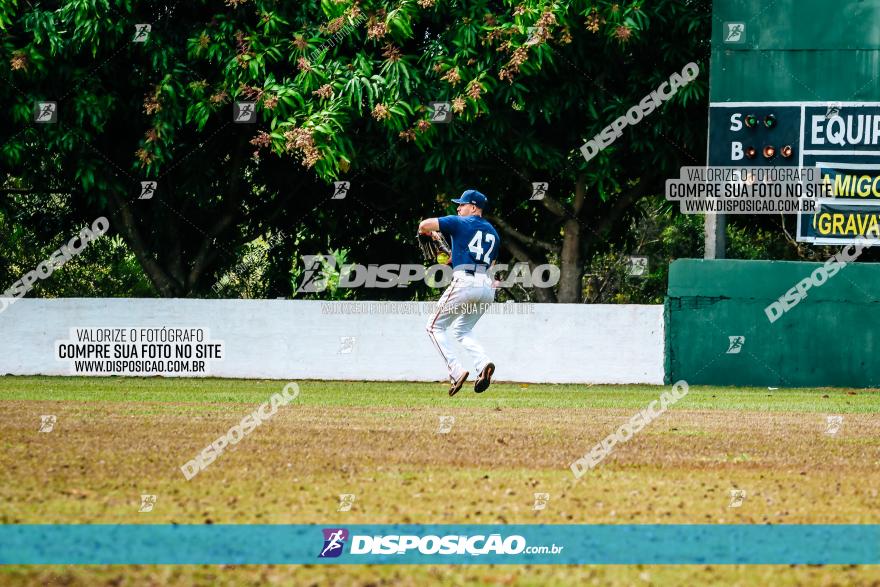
468, 230, 496, 262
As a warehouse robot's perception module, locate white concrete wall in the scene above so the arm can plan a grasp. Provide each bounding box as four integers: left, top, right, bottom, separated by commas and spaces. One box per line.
0, 299, 665, 384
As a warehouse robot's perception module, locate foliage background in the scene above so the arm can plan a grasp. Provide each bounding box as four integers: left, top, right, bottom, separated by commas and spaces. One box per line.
0, 0, 806, 303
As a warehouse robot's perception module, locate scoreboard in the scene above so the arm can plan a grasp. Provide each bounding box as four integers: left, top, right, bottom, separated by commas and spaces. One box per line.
708, 102, 880, 245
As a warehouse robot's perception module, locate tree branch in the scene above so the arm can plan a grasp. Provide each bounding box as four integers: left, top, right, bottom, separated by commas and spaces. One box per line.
539, 193, 568, 218
0, 188, 62, 194
107, 193, 181, 296
582, 178, 653, 251
572, 173, 587, 214
487, 214, 557, 253
185, 134, 249, 290
187, 210, 237, 288
502, 239, 557, 303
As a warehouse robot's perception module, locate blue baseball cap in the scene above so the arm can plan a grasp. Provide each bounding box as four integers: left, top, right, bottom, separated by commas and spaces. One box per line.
451, 189, 488, 210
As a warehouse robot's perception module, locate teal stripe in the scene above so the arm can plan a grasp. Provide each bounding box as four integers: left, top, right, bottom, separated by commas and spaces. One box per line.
2, 525, 879, 565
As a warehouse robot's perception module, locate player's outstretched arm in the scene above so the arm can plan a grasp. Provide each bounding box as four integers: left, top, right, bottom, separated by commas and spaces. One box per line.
418, 218, 439, 234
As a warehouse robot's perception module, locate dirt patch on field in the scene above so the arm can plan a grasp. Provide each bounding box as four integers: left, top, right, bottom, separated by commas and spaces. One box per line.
2, 401, 879, 525
4, 397, 880, 585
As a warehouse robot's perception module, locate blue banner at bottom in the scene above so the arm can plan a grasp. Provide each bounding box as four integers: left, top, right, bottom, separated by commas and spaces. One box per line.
1, 524, 878, 565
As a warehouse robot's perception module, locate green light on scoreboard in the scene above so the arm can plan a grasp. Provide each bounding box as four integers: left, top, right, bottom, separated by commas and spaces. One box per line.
743, 113, 776, 129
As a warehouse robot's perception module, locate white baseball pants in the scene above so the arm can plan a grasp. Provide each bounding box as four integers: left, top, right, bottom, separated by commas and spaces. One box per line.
426, 271, 495, 382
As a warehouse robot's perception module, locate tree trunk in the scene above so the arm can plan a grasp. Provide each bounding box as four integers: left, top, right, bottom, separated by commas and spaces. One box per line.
107, 192, 184, 297
556, 175, 586, 303
103, 135, 251, 298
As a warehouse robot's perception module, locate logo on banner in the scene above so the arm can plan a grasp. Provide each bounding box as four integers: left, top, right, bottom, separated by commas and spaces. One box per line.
723, 23, 745, 43
319, 528, 349, 558
726, 336, 745, 354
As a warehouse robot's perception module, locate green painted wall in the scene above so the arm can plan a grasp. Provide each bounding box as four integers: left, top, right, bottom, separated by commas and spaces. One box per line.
711, 0, 880, 101
665, 259, 880, 387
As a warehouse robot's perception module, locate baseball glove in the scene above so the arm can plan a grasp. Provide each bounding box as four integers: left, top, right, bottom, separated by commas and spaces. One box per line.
418, 231, 452, 264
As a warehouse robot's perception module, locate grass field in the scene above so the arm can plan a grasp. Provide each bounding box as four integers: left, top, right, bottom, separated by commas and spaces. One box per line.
2, 376, 880, 585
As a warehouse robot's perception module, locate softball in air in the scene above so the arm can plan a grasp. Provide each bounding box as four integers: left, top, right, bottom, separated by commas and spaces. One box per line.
437, 252, 450, 265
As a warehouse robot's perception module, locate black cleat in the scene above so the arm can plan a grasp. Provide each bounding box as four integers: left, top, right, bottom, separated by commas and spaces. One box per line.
474, 362, 495, 393
449, 371, 469, 397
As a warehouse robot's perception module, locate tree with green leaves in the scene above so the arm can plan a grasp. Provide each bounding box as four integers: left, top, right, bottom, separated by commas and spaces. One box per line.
1, 0, 710, 302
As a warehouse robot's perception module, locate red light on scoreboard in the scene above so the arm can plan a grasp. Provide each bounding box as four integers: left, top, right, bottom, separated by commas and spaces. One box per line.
781, 145, 793, 158
745, 146, 757, 159
763, 145, 776, 158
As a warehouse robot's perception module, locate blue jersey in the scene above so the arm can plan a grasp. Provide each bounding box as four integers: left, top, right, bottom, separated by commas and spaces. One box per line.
437, 215, 501, 270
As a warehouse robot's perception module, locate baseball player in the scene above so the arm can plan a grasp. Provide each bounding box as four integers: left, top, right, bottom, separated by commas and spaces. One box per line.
419, 189, 501, 397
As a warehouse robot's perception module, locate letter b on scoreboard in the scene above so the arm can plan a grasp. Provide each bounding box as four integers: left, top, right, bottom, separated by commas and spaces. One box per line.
708, 104, 801, 167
